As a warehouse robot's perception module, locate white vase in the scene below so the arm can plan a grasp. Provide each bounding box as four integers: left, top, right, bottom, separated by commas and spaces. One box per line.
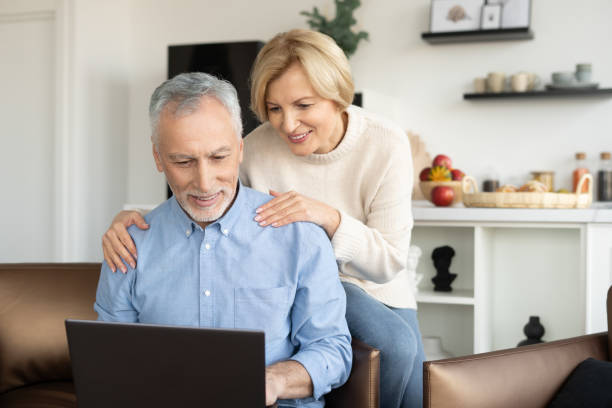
422, 336, 453, 361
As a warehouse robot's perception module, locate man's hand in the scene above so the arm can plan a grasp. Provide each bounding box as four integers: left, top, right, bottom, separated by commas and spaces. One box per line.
265, 367, 284, 406
254, 190, 341, 239
265, 360, 313, 406
102, 210, 148, 273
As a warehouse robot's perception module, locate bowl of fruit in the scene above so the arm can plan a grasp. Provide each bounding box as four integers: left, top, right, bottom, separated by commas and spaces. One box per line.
419, 154, 465, 207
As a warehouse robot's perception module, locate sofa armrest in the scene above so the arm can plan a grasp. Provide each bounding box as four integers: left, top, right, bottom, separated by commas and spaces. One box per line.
424, 332, 609, 408
325, 338, 380, 408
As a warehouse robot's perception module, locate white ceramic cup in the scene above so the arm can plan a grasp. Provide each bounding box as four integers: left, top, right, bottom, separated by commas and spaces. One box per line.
474, 77, 487, 93
575, 63, 592, 83
511, 73, 529, 92
487, 72, 505, 93
520, 72, 540, 90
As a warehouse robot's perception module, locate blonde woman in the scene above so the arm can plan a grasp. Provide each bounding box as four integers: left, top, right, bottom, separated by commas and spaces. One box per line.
102, 29, 424, 408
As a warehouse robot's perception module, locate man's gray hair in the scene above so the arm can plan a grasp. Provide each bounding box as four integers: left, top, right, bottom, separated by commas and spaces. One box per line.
149, 72, 243, 144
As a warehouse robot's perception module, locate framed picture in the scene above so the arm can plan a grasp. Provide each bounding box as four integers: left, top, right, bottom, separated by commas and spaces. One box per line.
480, 4, 501, 29
487, 0, 531, 28
430, 0, 485, 33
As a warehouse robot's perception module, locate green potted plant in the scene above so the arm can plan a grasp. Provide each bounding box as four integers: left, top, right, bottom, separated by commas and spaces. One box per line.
301, 0, 369, 59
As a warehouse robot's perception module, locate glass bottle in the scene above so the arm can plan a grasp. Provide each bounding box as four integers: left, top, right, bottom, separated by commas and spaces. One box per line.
597, 152, 612, 201
572, 152, 589, 193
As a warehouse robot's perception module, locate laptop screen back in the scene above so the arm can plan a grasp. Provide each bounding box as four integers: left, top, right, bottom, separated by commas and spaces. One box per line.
65, 319, 265, 408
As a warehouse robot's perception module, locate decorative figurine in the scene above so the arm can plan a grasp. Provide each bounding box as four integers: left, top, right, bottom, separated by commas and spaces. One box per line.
517, 316, 545, 347
431, 245, 457, 292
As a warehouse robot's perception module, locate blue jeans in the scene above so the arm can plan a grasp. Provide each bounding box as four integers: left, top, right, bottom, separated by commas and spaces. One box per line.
342, 282, 424, 408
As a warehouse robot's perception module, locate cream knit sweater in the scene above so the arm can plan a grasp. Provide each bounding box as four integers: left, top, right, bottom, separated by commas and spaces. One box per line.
240, 105, 416, 309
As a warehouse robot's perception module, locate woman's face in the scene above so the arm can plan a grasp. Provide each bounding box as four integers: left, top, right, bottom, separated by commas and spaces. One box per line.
265, 62, 347, 155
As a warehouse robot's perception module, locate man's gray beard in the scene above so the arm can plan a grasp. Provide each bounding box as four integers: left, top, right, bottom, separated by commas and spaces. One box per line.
176, 187, 234, 223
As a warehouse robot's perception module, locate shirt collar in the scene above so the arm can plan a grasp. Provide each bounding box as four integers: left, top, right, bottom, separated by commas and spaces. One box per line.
169, 180, 247, 238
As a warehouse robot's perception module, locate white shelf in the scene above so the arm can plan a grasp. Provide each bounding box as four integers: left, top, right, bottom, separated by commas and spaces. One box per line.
413, 200, 612, 224
416, 289, 474, 305
411, 201, 612, 356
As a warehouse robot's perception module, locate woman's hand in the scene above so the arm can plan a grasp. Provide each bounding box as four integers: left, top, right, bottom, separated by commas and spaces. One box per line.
102, 210, 148, 273
255, 190, 340, 238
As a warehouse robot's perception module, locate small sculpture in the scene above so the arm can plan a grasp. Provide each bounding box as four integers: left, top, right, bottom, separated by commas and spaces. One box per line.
517, 316, 545, 347
431, 246, 457, 292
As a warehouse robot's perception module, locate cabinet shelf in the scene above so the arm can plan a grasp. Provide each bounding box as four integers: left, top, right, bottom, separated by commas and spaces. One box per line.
421, 28, 533, 44
412, 203, 612, 356
417, 289, 475, 305
464, 88, 612, 99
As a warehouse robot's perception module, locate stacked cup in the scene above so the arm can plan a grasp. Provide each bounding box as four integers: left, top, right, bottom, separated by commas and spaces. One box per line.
575, 63, 592, 83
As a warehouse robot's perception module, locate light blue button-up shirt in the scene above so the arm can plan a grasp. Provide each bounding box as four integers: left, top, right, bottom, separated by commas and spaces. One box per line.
95, 183, 352, 407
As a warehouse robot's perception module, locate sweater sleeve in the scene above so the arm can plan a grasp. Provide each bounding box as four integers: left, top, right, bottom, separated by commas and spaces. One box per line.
330, 136, 413, 284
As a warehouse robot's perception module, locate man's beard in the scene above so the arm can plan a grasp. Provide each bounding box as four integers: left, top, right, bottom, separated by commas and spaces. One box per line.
175, 186, 234, 223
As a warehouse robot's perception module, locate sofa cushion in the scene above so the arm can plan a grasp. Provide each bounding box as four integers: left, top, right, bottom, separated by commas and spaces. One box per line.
0, 381, 76, 408
0, 263, 100, 393
547, 357, 612, 408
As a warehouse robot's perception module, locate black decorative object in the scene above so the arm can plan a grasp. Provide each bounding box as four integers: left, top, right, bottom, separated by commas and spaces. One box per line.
517, 315, 545, 347
431, 246, 457, 292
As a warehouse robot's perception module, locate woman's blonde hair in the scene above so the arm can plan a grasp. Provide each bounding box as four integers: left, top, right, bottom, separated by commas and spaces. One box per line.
250, 29, 354, 122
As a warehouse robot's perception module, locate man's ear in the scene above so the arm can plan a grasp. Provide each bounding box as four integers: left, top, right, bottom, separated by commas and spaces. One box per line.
238, 139, 244, 164
152, 144, 164, 172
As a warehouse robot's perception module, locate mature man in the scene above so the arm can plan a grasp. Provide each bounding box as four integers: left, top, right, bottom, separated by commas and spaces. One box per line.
94, 73, 352, 407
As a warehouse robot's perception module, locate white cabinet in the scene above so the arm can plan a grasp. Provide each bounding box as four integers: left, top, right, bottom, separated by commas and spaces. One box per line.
412, 201, 612, 357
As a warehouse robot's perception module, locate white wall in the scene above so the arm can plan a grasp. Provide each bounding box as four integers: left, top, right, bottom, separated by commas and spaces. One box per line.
124, 0, 612, 205
4, 0, 610, 261
350, 0, 612, 191
67, 0, 131, 260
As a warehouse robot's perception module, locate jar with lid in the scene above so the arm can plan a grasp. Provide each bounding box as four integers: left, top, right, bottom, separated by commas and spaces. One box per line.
572, 152, 590, 193
597, 152, 612, 201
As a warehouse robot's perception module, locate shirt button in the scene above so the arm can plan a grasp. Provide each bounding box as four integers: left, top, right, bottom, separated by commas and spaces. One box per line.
186, 229, 191, 237
222, 229, 229, 235
204, 290, 211, 296
205, 243, 211, 250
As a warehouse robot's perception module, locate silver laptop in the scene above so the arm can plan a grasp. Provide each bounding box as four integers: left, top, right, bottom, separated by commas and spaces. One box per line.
65, 319, 265, 408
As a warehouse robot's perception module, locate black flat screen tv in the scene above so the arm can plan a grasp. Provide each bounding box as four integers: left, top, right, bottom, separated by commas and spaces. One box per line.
168, 41, 264, 136
167, 41, 264, 198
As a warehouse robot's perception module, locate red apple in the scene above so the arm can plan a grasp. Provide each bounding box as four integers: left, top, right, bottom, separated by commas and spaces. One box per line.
431, 186, 455, 206
433, 154, 452, 169
451, 168, 465, 181
419, 167, 431, 181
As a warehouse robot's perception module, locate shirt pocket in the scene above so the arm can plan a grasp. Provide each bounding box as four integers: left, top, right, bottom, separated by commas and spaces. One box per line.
234, 286, 291, 341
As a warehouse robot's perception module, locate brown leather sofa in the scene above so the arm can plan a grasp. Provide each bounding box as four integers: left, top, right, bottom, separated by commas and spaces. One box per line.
424, 285, 612, 408
0, 263, 380, 408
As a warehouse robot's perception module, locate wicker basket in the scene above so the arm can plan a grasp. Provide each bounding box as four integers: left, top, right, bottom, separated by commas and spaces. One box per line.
461, 174, 593, 209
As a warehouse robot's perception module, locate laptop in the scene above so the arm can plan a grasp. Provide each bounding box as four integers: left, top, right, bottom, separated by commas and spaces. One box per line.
65, 319, 266, 408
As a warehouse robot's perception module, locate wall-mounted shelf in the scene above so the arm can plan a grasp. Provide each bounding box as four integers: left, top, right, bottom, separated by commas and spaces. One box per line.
464, 88, 612, 100
422, 28, 533, 44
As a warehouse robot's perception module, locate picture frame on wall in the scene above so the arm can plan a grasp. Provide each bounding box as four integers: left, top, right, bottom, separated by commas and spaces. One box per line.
488, 0, 531, 28
430, 0, 485, 33
480, 4, 501, 29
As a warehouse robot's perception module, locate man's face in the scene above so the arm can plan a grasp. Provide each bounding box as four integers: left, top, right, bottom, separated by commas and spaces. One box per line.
153, 96, 243, 229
